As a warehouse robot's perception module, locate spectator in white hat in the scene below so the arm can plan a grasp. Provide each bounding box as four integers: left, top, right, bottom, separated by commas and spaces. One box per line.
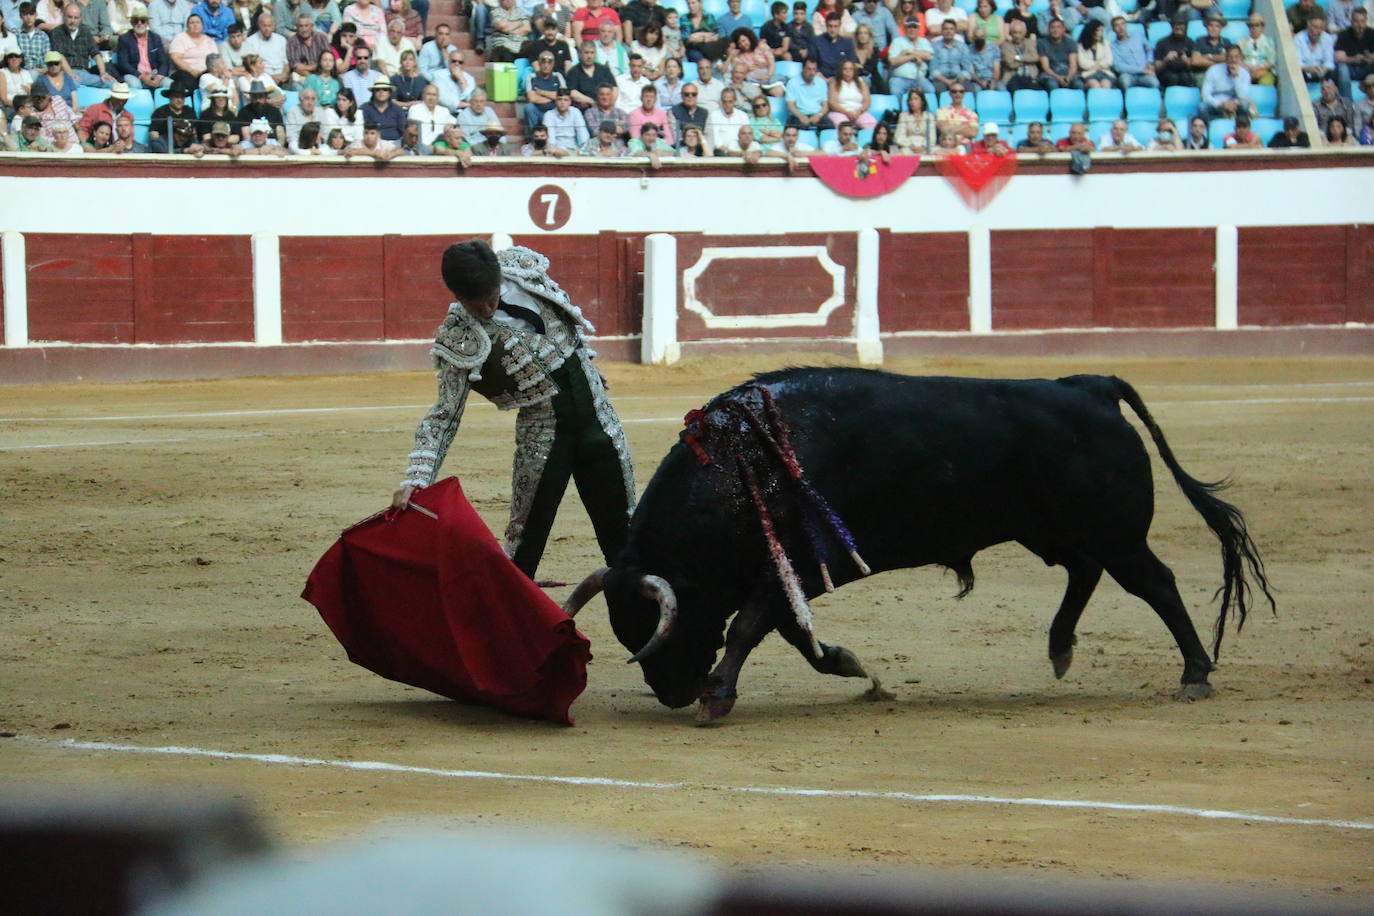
114, 5, 173, 90
359, 73, 404, 139
76, 79, 129, 140
238, 113, 287, 153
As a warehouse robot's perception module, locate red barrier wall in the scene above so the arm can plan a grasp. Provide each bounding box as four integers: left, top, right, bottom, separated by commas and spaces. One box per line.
991, 228, 1216, 331
879, 231, 970, 332
1238, 225, 1373, 326
26, 234, 253, 343
511, 232, 644, 337
675, 233, 858, 341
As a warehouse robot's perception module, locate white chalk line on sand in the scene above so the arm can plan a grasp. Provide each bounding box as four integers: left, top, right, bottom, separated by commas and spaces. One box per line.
8, 392, 1374, 431
3, 395, 1372, 451
17, 736, 1373, 833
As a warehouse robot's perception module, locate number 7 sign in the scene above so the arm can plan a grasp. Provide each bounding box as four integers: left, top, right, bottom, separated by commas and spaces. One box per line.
527, 185, 571, 231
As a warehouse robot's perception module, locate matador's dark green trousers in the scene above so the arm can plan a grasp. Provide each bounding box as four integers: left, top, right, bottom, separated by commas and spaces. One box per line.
509, 360, 632, 578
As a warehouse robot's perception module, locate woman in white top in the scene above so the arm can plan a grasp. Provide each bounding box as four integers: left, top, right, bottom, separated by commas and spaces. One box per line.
1076, 21, 1114, 89
894, 87, 936, 153
236, 53, 281, 99
321, 86, 364, 142
630, 23, 668, 80
406, 82, 454, 145
1, 50, 34, 110
107, 0, 136, 36
827, 58, 875, 129
198, 54, 242, 107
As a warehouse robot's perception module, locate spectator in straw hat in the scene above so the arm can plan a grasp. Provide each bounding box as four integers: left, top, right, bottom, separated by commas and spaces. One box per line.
359, 73, 404, 138
114, 4, 172, 90
471, 117, 507, 154
76, 78, 129, 140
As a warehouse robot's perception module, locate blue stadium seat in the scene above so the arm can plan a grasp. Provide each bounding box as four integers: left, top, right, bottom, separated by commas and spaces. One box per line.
953, 0, 977, 11
1250, 84, 1277, 117
775, 60, 801, 82
1221, 22, 1247, 42
1117, 0, 1137, 10
1029, 0, 1050, 13
742, 0, 769, 22
76, 85, 111, 108
1125, 86, 1162, 120
975, 89, 1012, 123
1049, 87, 1085, 121
1147, 20, 1171, 43
281, 89, 300, 113
1010, 121, 1029, 146
1012, 88, 1048, 122
1218, 0, 1250, 19
1252, 117, 1282, 145
1126, 22, 1145, 38
1088, 119, 1115, 144
1186, 20, 1207, 39
857, 128, 874, 145
515, 58, 532, 95
797, 128, 819, 147
1353, 84, 1367, 105
1046, 120, 1071, 142
769, 96, 786, 119
660, 0, 687, 11
123, 91, 155, 124
1208, 117, 1234, 148
1164, 85, 1200, 122
925, 92, 938, 113
866, 92, 898, 120
134, 120, 150, 145
1307, 80, 1323, 101
1128, 119, 1157, 146
937, 90, 952, 109
1086, 87, 1123, 121
703, 0, 728, 17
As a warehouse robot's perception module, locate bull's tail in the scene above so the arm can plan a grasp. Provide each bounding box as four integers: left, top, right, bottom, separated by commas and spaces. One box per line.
1112, 377, 1276, 659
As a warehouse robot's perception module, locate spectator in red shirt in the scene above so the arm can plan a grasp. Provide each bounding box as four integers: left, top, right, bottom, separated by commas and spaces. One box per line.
1056, 120, 1095, 151
572, 0, 620, 44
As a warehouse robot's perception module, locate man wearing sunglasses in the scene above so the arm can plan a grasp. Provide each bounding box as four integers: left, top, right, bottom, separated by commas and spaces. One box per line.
113, 4, 172, 91
670, 80, 708, 139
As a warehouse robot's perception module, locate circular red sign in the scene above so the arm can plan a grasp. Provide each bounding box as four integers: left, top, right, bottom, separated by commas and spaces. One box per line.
527, 184, 571, 231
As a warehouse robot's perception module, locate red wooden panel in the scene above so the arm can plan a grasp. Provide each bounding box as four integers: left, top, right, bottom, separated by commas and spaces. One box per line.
138, 236, 254, 343
26, 234, 135, 343
878, 231, 969, 332
673, 233, 857, 341
1345, 225, 1373, 325
1238, 226, 1349, 326
382, 234, 463, 340
990, 230, 1094, 330
280, 236, 384, 341
1105, 228, 1215, 328
510, 233, 642, 337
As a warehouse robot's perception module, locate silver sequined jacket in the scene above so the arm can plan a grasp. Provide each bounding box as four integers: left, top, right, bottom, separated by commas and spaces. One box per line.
400, 246, 601, 490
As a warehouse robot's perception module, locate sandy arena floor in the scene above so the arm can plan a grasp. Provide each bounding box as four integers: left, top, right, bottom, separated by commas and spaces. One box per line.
1, 354, 1372, 902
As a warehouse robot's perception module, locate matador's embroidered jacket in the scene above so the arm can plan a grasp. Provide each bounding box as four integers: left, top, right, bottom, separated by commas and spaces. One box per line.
400, 246, 635, 514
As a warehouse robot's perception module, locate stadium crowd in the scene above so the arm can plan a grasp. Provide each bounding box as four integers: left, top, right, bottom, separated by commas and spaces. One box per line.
2, 0, 1371, 156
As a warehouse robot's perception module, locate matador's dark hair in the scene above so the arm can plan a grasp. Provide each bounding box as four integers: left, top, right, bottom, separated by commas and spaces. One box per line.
440, 239, 501, 301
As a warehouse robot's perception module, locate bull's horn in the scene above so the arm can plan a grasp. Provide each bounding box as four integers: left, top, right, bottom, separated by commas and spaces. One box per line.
563, 567, 609, 618
626, 574, 678, 664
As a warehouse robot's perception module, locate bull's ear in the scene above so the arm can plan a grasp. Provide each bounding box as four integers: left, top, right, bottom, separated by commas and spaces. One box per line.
563, 567, 609, 617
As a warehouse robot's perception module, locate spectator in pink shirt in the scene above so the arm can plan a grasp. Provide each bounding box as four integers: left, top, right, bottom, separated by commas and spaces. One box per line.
627, 81, 672, 144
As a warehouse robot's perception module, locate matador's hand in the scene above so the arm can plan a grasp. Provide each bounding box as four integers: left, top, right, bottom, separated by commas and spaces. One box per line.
391, 485, 415, 510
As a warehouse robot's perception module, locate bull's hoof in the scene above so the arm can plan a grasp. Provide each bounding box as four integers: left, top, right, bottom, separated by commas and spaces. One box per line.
864, 677, 895, 702
1175, 682, 1214, 702
832, 646, 870, 679
1050, 649, 1073, 679
695, 692, 737, 724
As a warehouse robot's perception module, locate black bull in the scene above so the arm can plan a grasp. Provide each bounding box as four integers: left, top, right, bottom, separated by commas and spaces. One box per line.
565, 368, 1274, 721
